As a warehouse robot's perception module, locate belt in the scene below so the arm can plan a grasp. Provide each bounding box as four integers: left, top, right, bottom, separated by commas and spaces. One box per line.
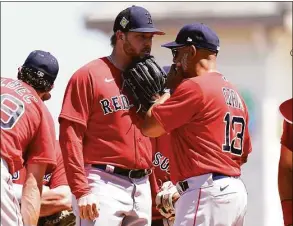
92, 164, 152, 179
152, 218, 173, 226
177, 173, 231, 193
151, 219, 163, 226
212, 173, 231, 180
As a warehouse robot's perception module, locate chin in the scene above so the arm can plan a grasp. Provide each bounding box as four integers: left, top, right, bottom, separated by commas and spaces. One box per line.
139, 53, 150, 59
144, 51, 151, 56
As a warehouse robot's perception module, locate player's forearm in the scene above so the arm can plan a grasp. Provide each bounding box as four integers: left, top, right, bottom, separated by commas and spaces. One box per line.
59, 139, 90, 199
278, 166, 292, 200
153, 92, 171, 107
21, 174, 42, 225
146, 93, 170, 120
278, 145, 292, 200
13, 184, 50, 204
39, 186, 72, 217
59, 120, 91, 199
142, 93, 170, 137
40, 198, 71, 217
279, 171, 293, 226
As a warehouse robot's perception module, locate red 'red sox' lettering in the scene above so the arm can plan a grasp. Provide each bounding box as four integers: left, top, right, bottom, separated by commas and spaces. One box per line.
153, 152, 170, 173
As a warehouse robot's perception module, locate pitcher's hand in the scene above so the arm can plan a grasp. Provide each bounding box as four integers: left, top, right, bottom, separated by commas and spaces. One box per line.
77, 193, 100, 220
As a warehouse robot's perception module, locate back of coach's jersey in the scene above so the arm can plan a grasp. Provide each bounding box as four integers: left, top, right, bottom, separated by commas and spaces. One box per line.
152, 72, 252, 183
1, 77, 56, 173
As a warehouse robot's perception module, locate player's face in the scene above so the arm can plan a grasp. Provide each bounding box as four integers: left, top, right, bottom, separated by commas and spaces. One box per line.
123, 32, 153, 59
172, 46, 192, 73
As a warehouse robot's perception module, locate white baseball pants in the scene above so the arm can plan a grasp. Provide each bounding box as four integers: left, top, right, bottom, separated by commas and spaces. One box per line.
74, 165, 152, 226
1, 158, 23, 226
174, 173, 247, 226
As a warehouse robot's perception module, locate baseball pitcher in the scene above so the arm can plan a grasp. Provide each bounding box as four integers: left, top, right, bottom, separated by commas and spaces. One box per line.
58, 5, 165, 226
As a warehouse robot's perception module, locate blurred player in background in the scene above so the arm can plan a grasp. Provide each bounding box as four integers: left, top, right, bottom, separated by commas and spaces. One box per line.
12, 141, 75, 226
278, 98, 292, 226
58, 5, 164, 226
150, 133, 180, 226
1, 50, 59, 226
150, 66, 179, 226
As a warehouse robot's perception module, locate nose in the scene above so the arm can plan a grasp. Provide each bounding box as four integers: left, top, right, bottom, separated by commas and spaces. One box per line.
172, 49, 179, 62
144, 37, 152, 47
172, 54, 179, 64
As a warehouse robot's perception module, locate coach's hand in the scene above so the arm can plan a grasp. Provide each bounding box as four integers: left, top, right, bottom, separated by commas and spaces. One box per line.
166, 63, 184, 91
77, 193, 100, 221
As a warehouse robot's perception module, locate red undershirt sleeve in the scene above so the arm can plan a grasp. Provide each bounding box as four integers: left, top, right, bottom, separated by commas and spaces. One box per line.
59, 119, 90, 199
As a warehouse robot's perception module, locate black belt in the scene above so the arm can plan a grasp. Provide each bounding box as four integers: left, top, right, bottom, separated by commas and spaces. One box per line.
177, 173, 231, 193
92, 164, 152, 179
151, 219, 164, 226
212, 173, 231, 180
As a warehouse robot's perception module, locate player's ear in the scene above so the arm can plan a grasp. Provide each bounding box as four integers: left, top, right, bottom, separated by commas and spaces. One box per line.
38, 91, 51, 102
116, 30, 124, 41
119, 34, 124, 41
42, 92, 51, 101
190, 45, 197, 58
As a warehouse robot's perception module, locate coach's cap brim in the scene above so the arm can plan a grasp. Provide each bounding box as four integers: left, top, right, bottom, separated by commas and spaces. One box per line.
161, 41, 186, 49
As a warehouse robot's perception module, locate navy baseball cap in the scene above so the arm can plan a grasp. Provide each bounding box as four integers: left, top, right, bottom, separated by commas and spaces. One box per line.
162, 23, 220, 53
113, 5, 165, 35
23, 50, 59, 81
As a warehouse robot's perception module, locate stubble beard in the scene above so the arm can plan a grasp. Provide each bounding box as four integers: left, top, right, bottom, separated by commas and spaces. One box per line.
181, 53, 189, 72
123, 40, 151, 61
180, 53, 193, 78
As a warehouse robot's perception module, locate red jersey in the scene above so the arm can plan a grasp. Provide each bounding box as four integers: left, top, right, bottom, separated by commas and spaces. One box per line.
152, 72, 252, 183
279, 98, 292, 124
281, 121, 292, 152
59, 58, 152, 197
150, 134, 171, 220
1, 77, 56, 174
280, 98, 292, 152
12, 141, 68, 188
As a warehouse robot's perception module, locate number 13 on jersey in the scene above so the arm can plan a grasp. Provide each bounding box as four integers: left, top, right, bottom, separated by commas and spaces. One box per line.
222, 112, 246, 156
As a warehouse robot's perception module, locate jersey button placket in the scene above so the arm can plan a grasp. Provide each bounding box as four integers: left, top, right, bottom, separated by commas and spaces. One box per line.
136, 137, 144, 167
